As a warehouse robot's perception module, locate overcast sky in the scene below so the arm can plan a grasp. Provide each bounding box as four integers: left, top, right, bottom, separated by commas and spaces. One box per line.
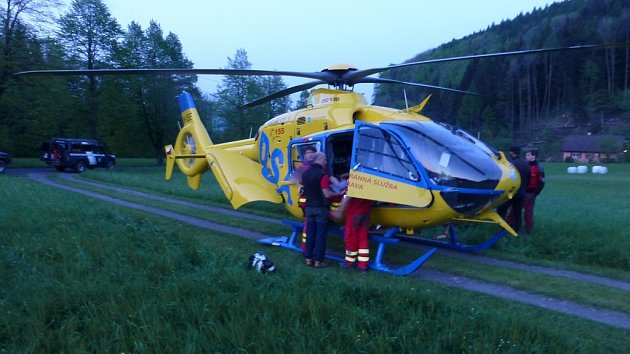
64, 0, 559, 99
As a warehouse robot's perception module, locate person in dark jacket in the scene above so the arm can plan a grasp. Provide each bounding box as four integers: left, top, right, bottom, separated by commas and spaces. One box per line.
302, 152, 336, 268
293, 145, 317, 251
498, 146, 530, 233
524, 149, 544, 233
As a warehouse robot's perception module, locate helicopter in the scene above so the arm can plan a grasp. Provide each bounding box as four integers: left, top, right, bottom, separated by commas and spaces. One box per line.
17, 43, 628, 274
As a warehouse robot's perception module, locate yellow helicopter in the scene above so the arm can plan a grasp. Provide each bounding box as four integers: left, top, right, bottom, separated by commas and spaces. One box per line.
18, 43, 626, 274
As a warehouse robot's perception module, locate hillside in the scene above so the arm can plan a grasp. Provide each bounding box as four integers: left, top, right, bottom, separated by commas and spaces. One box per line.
373, 0, 630, 157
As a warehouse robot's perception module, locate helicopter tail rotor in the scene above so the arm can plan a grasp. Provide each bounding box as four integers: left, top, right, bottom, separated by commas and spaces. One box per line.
164, 92, 213, 189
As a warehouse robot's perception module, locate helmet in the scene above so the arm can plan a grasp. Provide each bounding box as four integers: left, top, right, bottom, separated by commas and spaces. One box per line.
248, 251, 277, 273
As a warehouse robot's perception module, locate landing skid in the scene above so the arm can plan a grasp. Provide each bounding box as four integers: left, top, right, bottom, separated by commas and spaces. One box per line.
258, 220, 436, 276
396, 223, 507, 252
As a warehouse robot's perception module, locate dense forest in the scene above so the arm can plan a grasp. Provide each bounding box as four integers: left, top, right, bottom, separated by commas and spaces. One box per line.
0, 0, 628, 160
0, 0, 290, 159
374, 0, 629, 155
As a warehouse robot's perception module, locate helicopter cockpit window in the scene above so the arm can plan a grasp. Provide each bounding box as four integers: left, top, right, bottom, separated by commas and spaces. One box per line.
354, 126, 419, 182
437, 122, 499, 158
386, 121, 502, 189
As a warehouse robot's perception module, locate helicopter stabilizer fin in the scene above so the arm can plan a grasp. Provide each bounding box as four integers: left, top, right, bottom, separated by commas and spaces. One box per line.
405, 94, 432, 114
480, 210, 518, 237
187, 174, 202, 190
164, 145, 175, 180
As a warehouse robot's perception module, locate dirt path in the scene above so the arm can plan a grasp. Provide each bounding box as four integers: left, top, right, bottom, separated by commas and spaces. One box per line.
25, 170, 630, 330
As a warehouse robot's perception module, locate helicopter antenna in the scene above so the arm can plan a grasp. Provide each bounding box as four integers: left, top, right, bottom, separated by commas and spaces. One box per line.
249, 126, 253, 138
403, 89, 409, 110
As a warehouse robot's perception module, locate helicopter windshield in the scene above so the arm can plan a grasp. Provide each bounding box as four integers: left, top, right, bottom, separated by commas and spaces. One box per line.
437, 122, 499, 158
382, 121, 502, 190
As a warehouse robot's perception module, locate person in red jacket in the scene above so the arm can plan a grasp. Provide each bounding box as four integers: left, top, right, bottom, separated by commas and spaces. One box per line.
524, 149, 544, 233
331, 196, 374, 272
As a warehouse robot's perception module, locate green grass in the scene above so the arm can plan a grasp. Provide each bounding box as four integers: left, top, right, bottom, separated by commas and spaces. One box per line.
78, 162, 630, 273
513, 163, 630, 269
44, 170, 630, 313
50, 162, 630, 310
75, 164, 289, 218
2, 177, 629, 353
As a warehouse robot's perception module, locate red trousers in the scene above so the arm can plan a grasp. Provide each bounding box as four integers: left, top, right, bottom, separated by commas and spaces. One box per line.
523, 193, 537, 233
344, 213, 370, 270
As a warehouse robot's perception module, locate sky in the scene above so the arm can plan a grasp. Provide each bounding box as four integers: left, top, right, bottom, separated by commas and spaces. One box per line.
62, 0, 559, 100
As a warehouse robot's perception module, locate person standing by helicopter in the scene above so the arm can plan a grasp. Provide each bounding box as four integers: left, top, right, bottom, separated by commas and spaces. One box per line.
293, 145, 317, 252
524, 149, 545, 233
497, 146, 530, 232
331, 195, 374, 272
302, 152, 337, 268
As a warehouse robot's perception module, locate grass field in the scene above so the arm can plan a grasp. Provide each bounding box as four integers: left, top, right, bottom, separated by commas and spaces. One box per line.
63, 160, 630, 274
1, 161, 629, 352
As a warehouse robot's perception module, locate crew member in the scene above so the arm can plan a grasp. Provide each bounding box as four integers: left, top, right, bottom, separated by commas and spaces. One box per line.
302, 152, 336, 268
524, 149, 544, 233
332, 196, 374, 272
498, 146, 530, 232
294, 145, 317, 251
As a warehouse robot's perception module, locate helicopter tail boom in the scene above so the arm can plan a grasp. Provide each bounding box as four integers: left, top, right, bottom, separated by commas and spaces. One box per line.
164, 92, 213, 189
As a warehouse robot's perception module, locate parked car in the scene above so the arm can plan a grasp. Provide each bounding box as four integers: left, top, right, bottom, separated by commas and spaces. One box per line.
40, 138, 116, 173
0, 150, 11, 173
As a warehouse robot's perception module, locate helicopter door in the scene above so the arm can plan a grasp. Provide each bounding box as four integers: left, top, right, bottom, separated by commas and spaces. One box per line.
347, 122, 432, 208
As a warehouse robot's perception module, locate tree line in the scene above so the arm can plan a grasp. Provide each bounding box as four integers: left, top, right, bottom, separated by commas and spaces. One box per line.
0, 0, 291, 161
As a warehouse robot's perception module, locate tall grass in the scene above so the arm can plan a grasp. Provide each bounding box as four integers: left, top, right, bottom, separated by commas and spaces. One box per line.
1, 173, 629, 352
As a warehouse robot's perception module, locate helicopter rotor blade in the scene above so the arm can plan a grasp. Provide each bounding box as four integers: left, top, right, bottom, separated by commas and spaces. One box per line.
16, 42, 628, 108
16, 68, 334, 81
357, 77, 488, 97
343, 43, 630, 83
241, 80, 325, 108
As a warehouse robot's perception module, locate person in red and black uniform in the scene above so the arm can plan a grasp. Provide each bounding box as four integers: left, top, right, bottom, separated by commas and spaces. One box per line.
332, 196, 374, 272
293, 145, 317, 251
302, 152, 336, 268
524, 149, 544, 233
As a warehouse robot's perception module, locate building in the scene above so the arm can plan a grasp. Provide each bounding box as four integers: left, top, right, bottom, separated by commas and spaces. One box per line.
561, 135, 625, 163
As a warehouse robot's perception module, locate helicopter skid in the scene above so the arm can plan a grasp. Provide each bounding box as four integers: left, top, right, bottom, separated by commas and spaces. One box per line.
257, 220, 436, 275
396, 223, 508, 252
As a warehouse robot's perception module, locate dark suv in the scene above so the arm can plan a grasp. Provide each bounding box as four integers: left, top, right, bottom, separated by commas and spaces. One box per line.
41, 138, 116, 172
0, 150, 11, 173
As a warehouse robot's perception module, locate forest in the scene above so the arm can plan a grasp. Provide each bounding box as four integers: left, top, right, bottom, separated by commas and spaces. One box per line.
0, 0, 628, 160
375, 0, 630, 154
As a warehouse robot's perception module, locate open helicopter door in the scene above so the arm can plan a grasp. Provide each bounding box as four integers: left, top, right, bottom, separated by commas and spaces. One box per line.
346, 121, 433, 208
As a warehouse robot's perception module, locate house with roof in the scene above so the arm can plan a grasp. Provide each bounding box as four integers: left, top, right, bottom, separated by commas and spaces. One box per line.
562, 135, 626, 163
